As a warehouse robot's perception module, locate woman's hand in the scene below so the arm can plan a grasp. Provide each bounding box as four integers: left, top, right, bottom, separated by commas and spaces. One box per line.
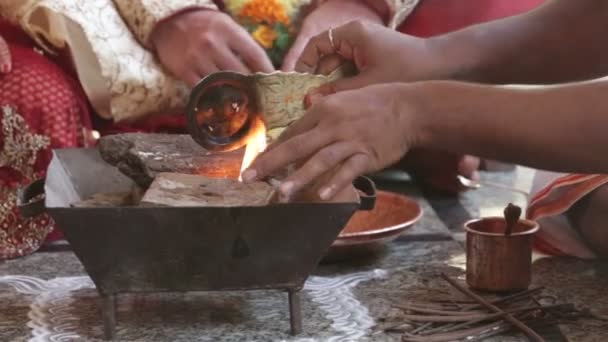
151, 10, 274, 86
0, 34, 11, 74
295, 21, 448, 95
243, 83, 419, 201
281, 0, 383, 72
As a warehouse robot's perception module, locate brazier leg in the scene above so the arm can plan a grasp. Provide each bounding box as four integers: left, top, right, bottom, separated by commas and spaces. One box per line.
101, 294, 116, 340
288, 289, 302, 335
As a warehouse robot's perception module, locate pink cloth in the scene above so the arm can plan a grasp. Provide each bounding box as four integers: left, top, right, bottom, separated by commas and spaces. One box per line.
527, 171, 608, 259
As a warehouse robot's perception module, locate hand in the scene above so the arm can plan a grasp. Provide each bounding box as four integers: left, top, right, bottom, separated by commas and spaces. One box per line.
0, 34, 11, 74
281, 0, 383, 72
295, 22, 480, 194
243, 84, 417, 201
151, 10, 274, 86
295, 21, 447, 95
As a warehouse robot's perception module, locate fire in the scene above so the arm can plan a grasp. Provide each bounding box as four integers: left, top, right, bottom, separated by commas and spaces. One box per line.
239, 116, 267, 181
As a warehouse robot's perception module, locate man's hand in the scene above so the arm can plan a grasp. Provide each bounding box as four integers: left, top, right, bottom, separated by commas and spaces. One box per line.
243, 84, 418, 201
151, 10, 274, 86
295, 21, 448, 95
281, 0, 383, 72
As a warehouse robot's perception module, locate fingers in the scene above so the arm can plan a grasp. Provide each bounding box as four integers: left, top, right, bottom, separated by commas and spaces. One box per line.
0, 35, 11, 74
295, 22, 360, 74
183, 71, 203, 87
243, 127, 332, 182
315, 54, 344, 75
308, 71, 375, 96
278, 142, 361, 200
229, 29, 275, 73
458, 155, 481, 181
281, 35, 307, 72
264, 111, 320, 152
214, 45, 251, 74
186, 41, 253, 86
188, 59, 219, 87
318, 153, 370, 200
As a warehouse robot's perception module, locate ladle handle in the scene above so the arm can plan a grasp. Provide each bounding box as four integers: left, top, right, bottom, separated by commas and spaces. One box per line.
354, 176, 376, 211
17, 178, 46, 218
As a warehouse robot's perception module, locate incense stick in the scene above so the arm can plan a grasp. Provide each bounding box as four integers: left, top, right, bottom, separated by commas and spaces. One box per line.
440, 273, 546, 342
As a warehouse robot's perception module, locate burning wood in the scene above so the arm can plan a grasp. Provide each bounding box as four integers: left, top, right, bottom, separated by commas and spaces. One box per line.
98, 133, 242, 187
94, 128, 360, 208
140, 172, 276, 207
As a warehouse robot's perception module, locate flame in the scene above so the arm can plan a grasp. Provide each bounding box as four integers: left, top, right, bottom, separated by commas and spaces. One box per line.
239, 116, 267, 181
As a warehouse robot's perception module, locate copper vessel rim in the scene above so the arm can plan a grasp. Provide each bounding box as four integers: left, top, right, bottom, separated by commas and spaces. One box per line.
464, 217, 539, 237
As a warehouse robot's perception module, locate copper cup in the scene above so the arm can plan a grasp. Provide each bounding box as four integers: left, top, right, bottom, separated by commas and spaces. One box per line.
465, 217, 539, 292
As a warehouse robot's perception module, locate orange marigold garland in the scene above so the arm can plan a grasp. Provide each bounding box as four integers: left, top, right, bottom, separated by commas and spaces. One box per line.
226, 0, 299, 67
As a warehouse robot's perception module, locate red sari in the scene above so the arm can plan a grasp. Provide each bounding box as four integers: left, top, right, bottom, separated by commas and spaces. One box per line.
0, 20, 93, 258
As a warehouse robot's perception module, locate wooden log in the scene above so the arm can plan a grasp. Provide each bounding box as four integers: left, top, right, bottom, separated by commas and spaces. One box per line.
71, 187, 143, 207
98, 133, 243, 188
140, 173, 277, 207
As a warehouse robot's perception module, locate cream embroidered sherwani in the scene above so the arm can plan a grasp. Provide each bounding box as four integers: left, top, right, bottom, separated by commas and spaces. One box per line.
1, 0, 419, 122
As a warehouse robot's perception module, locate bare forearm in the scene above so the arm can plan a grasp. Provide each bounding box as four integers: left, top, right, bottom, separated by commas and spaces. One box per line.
410, 80, 608, 173
429, 0, 608, 84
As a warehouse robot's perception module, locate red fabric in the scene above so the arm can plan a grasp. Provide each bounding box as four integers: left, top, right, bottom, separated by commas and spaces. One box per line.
0, 22, 92, 258
398, 0, 546, 36
0, 46, 91, 149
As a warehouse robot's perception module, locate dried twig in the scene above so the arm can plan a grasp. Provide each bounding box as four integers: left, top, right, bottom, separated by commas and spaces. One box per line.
429, 286, 543, 308
465, 287, 544, 310
401, 321, 506, 342
419, 304, 572, 335
440, 273, 546, 342
396, 304, 485, 316
409, 322, 432, 335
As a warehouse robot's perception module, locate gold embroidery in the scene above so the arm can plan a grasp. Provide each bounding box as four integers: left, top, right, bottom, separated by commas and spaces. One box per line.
0, 106, 52, 259
0, 185, 52, 259
4, 0, 418, 123
0, 106, 50, 180
0, 104, 50, 225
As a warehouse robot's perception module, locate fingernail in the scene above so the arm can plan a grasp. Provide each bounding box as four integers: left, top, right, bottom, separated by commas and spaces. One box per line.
242, 169, 257, 182
319, 186, 334, 200
280, 181, 294, 197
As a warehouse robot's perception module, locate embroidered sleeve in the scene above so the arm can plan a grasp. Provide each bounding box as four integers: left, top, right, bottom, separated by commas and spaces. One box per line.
0, 0, 30, 24
112, 0, 218, 47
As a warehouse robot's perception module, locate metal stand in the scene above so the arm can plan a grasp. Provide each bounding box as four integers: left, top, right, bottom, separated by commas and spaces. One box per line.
101, 294, 116, 340
99, 290, 301, 338
288, 289, 302, 335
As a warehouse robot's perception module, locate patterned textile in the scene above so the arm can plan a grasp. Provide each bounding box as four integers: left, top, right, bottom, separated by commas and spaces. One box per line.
1, 0, 418, 123
527, 172, 608, 259
0, 29, 92, 260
